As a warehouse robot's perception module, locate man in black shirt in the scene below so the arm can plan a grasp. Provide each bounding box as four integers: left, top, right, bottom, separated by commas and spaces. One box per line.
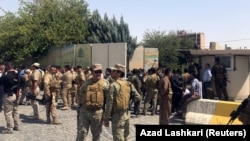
0, 62, 20, 134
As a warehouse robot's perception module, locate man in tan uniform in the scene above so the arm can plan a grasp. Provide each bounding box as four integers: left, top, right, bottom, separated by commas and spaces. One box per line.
75, 65, 86, 107
18, 69, 31, 105
103, 64, 141, 141
30, 62, 42, 119
43, 65, 62, 124
84, 66, 92, 80
61, 65, 73, 110
76, 64, 109, 141
70, 66, 78, 107
54, 66, 63, 104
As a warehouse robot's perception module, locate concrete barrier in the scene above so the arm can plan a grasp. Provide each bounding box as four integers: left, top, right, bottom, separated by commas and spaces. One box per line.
185, 99, 243, 125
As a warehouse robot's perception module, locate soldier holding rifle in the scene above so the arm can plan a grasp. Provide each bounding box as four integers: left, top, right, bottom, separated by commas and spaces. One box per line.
43, 65, 62, 124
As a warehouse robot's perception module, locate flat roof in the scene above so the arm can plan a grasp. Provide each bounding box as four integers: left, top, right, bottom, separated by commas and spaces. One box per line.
178, 49, 250, 56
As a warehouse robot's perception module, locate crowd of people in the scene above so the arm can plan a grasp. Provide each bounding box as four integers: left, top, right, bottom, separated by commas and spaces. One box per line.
0, 57, 233, 139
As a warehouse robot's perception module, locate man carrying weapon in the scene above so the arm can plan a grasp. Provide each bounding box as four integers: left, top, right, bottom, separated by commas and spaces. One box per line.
227, 95, 250, 125
43, 65, 62, 124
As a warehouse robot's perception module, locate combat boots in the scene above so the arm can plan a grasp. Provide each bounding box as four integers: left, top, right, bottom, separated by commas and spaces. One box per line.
151, 110, 155, 116
52, 117, 62, 124
46, 117, 51, 124
2, 128, 13, 134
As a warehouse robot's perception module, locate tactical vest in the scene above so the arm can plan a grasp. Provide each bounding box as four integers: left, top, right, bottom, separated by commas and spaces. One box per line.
84, 78, 104, 110
113, 79, 131, 112
149, 74, 158, 88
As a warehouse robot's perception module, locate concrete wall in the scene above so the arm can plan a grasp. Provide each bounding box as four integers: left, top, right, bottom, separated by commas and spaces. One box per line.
129, 46, 159, 71
39, 43, 127, 73
199, 55, 250, 100
129, 46, 144, 70
185, 99, 242, 125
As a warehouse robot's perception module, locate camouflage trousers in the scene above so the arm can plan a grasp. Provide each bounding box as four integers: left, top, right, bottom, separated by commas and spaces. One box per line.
143, 89, 158, 115
111, 115, 130, 141
76, 108, 103, 141
3, 94, 20, 130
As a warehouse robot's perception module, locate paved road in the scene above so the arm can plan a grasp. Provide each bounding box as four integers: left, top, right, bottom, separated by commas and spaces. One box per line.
0, 101, 184, 141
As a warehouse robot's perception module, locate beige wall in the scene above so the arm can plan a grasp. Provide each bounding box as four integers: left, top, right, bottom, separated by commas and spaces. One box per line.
200, 55, 250, 101
129, 46, 144, 70
39, 43, 127, 72
129, 46, 159, 71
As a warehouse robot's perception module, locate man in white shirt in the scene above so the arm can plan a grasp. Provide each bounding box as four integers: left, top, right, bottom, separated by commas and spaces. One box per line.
202, 63, 212, 99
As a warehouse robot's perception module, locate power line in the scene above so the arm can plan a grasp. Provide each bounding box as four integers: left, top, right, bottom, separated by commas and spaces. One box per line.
216, 38, 250, 43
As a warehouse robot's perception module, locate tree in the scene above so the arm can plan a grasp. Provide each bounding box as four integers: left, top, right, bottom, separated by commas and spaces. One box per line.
142, 29, 194, 70
0, 0, 137, 64
87, 10, 137, 58
0, 13, 30, 63
0, 0, 89, 63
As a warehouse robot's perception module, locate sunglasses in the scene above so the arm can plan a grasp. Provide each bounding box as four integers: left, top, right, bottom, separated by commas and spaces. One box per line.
94, 70, 102, 74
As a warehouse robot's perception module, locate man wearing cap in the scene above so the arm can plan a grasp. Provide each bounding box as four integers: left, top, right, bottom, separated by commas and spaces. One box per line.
18, 68, 31, 105
43, 65, 62, 124
76, 64, 109, 141
74, 65, 86, 107
29, 62, 42, 119
0, 62, 20, 134
142, 67, 160, 116
61, 65, 74, 110
103, 63, 141, 141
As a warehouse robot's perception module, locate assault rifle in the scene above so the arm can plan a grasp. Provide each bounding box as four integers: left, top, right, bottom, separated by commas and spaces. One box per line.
227, 95, 250, 125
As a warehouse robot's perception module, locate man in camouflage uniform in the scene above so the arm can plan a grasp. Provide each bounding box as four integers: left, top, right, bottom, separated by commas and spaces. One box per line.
29, 62, 43, 119
103, 64, 141, 141
43, 65, 62, 124
143, 67, 160, 116
76, 64, 109, 141
74, 65, 86, 107
0, 62, 20, 134
61, 65, 73, 110
127, 68, 142, 117
211, 57, 229, 101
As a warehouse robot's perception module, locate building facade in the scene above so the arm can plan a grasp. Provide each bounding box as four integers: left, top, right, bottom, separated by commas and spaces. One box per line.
177, 30, 206, 50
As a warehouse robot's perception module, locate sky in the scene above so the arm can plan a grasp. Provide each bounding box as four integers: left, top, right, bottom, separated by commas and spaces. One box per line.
1, 0, 250, 49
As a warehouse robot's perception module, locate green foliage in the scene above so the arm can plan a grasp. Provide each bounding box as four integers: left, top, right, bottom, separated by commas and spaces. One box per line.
142, 29, 194, 70
86, 10, 137, 58
0, 0, 89, 63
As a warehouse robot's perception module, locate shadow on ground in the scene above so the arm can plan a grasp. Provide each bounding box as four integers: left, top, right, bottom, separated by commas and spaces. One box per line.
20, 114, 47, 124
